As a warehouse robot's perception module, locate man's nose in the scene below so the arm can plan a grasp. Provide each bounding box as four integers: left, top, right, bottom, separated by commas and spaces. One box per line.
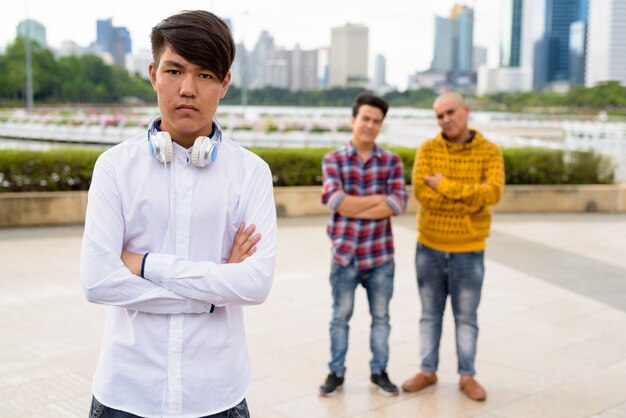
179, 74, 197, 97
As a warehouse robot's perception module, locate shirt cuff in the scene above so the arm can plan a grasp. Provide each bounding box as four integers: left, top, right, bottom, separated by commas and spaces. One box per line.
385, 196, 404, 216
143, 253, 176, 288
140, 253, 149, 278
328, 191, 346, 211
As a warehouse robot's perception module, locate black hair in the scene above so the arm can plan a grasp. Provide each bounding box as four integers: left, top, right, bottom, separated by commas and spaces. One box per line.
151, 10, 235, 81
352, 92, 389, 118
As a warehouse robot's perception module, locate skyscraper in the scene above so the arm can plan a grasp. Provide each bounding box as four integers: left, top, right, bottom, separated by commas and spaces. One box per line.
500, 0, 523, 67
430, 4, 474, 84
569, 20, 587, 86
251, 30, 276, 89
535, 0, 588, 90
451, 4, 474, 76
329, 23, 369, 88
288, 45, 318, 91
96, 18, 132, 67
17, 19, 47, 47
585, 0, 626, 86
373, 54, 387, 90
431, 16, 455, 72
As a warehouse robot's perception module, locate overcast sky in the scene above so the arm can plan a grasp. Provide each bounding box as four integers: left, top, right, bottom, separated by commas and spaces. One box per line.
1, 0, 502, 90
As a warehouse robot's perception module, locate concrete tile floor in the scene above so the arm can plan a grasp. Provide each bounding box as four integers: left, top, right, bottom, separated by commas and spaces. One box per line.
1, 213, 626, 417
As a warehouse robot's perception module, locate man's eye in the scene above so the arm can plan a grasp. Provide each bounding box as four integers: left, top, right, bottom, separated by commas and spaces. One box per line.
200, 73, 213, 79
166, 70, 180, 75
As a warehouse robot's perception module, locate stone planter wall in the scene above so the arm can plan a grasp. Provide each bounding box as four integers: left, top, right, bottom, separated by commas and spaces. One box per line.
1, 184, 625, 227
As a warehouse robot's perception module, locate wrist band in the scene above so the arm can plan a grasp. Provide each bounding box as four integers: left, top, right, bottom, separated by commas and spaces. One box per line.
140, 253, 149, 278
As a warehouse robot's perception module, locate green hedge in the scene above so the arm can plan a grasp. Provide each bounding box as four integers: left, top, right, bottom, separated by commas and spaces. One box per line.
0, 148, 102, 192
0, 146, 615, 192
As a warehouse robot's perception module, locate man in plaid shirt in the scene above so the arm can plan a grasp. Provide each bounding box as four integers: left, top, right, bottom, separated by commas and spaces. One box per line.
319, 93, 408, 397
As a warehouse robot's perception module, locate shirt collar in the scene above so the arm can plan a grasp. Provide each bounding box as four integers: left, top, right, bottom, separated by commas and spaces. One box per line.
346, 141, 382, 160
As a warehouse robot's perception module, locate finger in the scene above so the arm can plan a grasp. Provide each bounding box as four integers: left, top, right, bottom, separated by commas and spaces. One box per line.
238, 234, 259, 255
239, 246, 257, 261
243, 223, 256, 237
248, 233, 261, 246
237, 224, 256, 246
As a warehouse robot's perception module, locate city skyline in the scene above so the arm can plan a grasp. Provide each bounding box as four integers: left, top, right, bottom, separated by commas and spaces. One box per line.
0, 0, 501, 90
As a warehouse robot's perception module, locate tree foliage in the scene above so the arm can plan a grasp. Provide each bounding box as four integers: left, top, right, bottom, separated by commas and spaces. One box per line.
474, 81, 626, 114
0, 38, 154, 105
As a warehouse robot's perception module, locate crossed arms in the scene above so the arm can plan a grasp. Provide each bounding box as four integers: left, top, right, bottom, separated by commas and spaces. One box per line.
412, 144, 504, 213
80, 156, 277, 315
321, 153, 407, 219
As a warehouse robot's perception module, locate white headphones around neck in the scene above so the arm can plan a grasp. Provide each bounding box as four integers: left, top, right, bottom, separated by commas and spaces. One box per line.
147, 115, 223, 168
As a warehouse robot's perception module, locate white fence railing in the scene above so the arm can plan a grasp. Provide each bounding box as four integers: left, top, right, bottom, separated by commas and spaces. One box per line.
1, 120, 625, 181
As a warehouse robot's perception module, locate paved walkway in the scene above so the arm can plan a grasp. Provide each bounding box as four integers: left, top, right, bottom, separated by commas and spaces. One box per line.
1, 214, 626, 417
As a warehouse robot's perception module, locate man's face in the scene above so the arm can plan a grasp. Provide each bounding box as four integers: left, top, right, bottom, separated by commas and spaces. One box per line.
434, 97, 470, 142
351, 104, 384, 148
149, 45, 230, 145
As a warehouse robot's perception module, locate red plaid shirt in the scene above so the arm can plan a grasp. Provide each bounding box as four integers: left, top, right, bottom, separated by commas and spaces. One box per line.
322, 142, 407, 271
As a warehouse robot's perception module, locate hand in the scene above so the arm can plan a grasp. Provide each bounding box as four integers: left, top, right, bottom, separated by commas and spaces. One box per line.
121, 250, 144, 276
227, 223, 261, 263
424, 173, 444, 190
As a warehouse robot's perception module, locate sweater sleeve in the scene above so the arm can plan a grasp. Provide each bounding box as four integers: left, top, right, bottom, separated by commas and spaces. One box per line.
436, 144, 505, 207
412, 145, 480, 214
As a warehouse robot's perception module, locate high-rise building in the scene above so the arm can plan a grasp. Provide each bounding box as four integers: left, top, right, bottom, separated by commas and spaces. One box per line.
126, 48, 152, 80
472, 46, 488, 71
317, 48, 330, 89
431, 16, 455, 72
251, 30, 276, 89
17, 19, 47, 47
265, 52, 289, 89
329, 23, 369, 88
373, 54, 387, 90
534, 0, 588, 90
96, 18, 132, 67
520, 0, 545, 71
289, 45, 318, 91
585, 0, 626, 86
430, 4, 474, 85
569, 20, 587, 86
500, 0, 523, 67
451, 4, 474, 76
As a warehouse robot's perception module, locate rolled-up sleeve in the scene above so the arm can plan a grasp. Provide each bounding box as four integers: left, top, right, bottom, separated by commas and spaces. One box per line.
322, 152, 345, 209
385, 155, 408, 216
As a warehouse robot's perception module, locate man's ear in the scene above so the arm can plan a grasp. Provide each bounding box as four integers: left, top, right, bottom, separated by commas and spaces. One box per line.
220, 71, 232, 99
148, 62, 158, 91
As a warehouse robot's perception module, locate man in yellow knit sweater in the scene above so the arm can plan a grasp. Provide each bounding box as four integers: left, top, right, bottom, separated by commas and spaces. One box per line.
402, 92, 504, 401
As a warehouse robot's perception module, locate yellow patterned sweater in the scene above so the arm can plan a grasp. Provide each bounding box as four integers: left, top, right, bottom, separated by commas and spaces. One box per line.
412, 130, 505, 252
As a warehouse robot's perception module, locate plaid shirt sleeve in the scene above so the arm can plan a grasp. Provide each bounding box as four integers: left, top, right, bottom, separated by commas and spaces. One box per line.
321, 152, 346, 211
384, 154, 408, 216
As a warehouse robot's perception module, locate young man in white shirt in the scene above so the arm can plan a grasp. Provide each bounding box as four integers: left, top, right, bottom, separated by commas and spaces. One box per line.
81, 10, 276, 418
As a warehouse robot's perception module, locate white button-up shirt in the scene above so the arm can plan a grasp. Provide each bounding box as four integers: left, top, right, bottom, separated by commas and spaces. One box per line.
80, 129, 276, 417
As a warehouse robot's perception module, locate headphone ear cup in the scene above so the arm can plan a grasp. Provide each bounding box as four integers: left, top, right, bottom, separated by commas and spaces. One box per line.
150, 131, 173, 163
191, 136, 219, 168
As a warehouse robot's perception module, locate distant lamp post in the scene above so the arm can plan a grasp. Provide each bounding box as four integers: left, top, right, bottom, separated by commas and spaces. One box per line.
239, 11, 250, 120
23, 0, 34, 112
25, 34, 34, 112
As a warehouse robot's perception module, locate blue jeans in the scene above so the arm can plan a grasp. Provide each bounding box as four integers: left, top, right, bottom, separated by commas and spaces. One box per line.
89, 396, 249, 418
328, 259, 394, 376
415, 243, 484, 376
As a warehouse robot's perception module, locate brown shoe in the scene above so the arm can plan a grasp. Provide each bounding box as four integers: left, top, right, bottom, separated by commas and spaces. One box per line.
459, 376, 487, 401
401, 372, 437, 392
